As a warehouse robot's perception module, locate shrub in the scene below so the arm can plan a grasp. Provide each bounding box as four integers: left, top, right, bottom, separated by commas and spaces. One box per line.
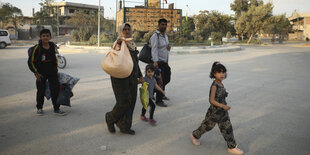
226, 31, 232, 39
211, 32, 224, 42
71, 30, 79, 42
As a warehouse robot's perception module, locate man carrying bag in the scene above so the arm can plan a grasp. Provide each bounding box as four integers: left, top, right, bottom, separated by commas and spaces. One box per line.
150, 18, 171, 107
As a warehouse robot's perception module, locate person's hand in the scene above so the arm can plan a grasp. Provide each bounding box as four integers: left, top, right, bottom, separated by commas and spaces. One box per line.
162, 91, 166, 96
222, 105, 231, 111
153, 62, 158, 69
35, 72, 43, 82
138, 77, 144, 84
117, 38, 123, 44
167, 45, 171, 51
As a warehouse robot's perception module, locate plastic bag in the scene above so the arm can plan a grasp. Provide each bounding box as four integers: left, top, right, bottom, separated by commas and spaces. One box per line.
139, 82, 149, 110
58, 72, 72, 84
56, 84, 71, 107
58, 72, 80, 90
101, 40, 133, 78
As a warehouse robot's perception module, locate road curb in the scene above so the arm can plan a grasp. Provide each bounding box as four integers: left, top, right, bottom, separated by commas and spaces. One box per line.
60, 45, 242, 54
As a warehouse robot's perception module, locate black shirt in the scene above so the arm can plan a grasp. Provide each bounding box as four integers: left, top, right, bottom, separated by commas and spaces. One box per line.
38, 46, 57, 75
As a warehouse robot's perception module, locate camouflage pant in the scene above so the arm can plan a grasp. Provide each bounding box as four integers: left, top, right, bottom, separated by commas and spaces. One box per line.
192, 105, 237, 149
106, 73, 138, 131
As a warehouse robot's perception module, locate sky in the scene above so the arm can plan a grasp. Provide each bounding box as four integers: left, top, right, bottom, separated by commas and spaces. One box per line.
1, 0, 310, 18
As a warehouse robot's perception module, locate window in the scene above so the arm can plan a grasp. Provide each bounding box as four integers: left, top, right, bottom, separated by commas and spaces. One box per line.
69, 9, 75, 14
0, 31, 8, 36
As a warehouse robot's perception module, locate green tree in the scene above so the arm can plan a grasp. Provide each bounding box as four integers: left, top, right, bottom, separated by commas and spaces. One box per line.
33, 0, 57, 32
181, 16, 195, 40
193, 10, 234, 41
0, 3, 23, 32
67, 11, 113, 42
249, 0, 263, 7
230, 0, 264, 17
230, 0, 249, 17
263, 14, 291, 43
235, 3, 273, 43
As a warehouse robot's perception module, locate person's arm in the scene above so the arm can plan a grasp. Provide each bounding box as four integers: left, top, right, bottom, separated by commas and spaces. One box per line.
27, 46, 44, 81
209, 85, 230, 111
155, 83, 165, 95
150, 33, 159, 68
166, 34, 171, 51
137, 65, 144, 84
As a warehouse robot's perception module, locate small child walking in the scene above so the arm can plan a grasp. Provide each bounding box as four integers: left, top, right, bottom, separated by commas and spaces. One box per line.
141, 64, 165, 125
190, 61, 243, 155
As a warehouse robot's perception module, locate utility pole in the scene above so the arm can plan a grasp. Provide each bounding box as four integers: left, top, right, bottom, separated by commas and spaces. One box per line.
56, 5, 59, 36
98, 0, 101, 47
115, 0, 118, 38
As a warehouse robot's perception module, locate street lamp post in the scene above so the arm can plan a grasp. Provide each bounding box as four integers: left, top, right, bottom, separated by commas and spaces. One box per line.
186, 4, 190, 17
98, 0, 101, 47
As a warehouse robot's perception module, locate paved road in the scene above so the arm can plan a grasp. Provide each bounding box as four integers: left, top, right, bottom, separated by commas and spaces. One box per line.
0, 45, 310, 155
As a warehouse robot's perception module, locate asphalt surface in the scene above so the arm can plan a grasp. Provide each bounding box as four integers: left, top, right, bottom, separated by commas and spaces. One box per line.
0, 45, 310, 155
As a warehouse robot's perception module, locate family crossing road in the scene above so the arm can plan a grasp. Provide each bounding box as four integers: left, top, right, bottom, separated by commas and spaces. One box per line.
1, 44, 310, 154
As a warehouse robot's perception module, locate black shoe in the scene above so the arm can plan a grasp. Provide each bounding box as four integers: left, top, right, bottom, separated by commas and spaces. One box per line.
36, 109, 44, 116
105, 113, 115, 133
156, 101, 168, 107
120, 129, 135, 135
54, 110, 66, 116
163, 96, 170, 100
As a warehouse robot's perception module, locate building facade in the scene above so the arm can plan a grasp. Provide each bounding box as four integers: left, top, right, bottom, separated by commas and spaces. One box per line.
45, 2, 104, 35
116, 0, 182, 32
288, 11, 310, 41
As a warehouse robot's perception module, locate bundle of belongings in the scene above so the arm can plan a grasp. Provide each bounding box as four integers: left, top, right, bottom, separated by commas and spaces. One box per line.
45, 72, 80, 107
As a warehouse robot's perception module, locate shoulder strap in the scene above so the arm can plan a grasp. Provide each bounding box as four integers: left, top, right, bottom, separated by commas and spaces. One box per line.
148, 32, 160, 46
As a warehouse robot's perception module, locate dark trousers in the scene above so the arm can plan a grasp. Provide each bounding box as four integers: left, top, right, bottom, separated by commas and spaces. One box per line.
141, 98, 156, 119
106, 73, 138, 131
155, 62, 171, 102
192, 106, 237, 149
36, 73, 60, 111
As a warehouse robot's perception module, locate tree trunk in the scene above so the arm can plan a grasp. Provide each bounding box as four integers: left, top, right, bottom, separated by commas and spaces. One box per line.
247, 33, 254, 44
279, 33, 283, 44
271, 34, 275, 44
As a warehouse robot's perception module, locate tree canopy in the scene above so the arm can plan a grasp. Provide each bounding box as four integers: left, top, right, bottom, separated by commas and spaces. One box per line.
0, 3, 23, 28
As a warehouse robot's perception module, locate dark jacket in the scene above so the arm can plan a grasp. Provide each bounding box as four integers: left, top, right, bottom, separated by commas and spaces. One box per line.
27, 40, 58, 74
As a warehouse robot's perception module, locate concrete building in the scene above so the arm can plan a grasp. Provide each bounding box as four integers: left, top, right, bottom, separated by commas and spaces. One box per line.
116, 0, 182, 32
44, 1, 104, 35
288, 11, 310, 41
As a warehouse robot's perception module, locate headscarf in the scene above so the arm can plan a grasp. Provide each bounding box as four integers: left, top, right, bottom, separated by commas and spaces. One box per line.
117, 23, 136, 51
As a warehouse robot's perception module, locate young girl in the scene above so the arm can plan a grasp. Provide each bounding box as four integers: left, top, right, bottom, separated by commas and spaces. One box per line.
190, 62, 243, 155
141, 64, 165, 125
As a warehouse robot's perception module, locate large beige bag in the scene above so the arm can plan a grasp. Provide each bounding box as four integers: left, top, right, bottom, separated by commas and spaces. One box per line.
101, 40, 133, 78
